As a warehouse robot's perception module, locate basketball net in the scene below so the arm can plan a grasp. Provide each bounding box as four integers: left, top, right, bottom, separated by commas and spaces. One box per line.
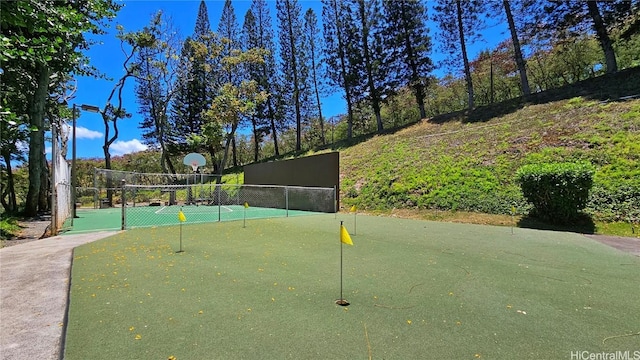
191, 162, 199, 173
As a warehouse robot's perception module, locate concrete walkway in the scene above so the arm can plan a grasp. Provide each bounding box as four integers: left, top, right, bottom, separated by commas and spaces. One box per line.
0, 231, 118, 360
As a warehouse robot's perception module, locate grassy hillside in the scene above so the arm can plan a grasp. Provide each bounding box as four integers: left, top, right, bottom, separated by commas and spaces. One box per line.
336, 67, 640, 234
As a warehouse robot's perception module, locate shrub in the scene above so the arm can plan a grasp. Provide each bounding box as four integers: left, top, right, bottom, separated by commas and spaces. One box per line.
516, 162, 595, 224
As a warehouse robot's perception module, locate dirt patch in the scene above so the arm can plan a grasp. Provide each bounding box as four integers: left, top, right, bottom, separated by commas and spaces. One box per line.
1, 216, 51, 248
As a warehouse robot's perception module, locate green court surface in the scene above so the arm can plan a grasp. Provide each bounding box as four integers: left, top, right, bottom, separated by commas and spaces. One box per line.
64, 205, 321, 235
64, 214, 640, 360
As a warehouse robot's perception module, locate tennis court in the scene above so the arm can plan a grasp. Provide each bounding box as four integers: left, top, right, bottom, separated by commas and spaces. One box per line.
64, 204, 325, 235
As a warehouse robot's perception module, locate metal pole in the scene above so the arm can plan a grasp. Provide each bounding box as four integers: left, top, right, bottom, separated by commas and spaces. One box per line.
285, 186, 289, 217
93, 167, 98, 209
71, 104, 77, 220
121, 179, 126, 230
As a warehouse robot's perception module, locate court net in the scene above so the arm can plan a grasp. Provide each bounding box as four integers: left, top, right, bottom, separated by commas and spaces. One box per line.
121, 183, 336, 229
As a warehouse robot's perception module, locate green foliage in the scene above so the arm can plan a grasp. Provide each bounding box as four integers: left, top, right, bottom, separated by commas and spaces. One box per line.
516, 162, 595, 223
0, 216, 21, 240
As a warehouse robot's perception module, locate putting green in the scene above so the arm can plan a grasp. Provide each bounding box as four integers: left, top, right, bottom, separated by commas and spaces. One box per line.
64, 214, 640, 359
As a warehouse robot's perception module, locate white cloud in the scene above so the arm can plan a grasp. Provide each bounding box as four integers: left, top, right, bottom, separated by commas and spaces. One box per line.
62, 124, 102, 140
76, 126, 103, 139
110, 139, 148, 156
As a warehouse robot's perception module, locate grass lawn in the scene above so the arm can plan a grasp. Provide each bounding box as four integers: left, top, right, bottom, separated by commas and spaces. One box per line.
64, 214, 640, 359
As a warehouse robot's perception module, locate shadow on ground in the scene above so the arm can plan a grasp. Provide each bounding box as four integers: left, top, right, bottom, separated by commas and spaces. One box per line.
518, 213, 596, 235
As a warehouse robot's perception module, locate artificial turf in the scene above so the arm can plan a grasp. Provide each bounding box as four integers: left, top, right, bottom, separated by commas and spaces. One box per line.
63, 214, 640, 359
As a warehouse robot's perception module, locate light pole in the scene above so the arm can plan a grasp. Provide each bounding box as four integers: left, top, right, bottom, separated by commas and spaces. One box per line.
72, 104, 100, 220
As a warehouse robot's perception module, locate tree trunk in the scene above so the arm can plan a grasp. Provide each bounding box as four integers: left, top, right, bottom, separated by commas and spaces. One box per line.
103, 143, 113, 206
456, 0, 474, 110
38, 159, 49, 211
267, 99, 280, 156
1, 152, 17, 213
232, 135, 238, 167
503, 0, 530, 96
587, 1, 617, 74
252, 116, 260, 162
24, 64, 50, 217
358, 0, 384, 133
217, 121, 239, 183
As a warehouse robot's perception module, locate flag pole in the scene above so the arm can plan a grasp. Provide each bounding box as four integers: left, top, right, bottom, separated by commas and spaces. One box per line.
177, 207, 185, 253
336, 221, 349, 306
179, 222, 183, 252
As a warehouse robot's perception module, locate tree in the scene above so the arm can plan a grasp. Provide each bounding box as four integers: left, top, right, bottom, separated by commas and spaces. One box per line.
218, 0, 243, 166
537, 1, 625, 75
322, 0, 357, 140
242, 9, 271, 161
349, 0, 388, 132
97, 24, 158, 205
277, 0, 308, 152
135, 12, 182, 175
250, 0, 284, 157
434, 0, 485, 110
303, 8, 328, 144
202, 49, 268, 179
383, 0, 434, 120
500, 0, 531, 96
1, 0, 121, 216
170, 1, 217, 158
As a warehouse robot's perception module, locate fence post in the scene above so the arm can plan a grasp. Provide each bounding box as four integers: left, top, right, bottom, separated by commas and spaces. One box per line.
121, 179, 126, 230
217, 184, 221, 222
93, 167, 98, 209
285, 186, 289, 217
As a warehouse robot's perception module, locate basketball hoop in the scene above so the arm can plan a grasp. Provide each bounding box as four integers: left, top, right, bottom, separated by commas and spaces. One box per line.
183, 153, 207, 174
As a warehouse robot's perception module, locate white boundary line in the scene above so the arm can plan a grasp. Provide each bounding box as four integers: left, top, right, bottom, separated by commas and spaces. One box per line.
152, 205, 235, 214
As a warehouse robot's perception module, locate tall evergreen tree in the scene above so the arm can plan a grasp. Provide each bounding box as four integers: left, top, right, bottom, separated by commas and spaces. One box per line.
434, 0, 485, 110
303, 8, 327, 144
242, 9, 270, 161
218, 0, 241, 86
171, 1, 217, 160
134, 11, 181, 175
383, 0, 433, 120
218, 0, 242, 166
350, 0, 388, 132
500, 0, 531, 96
250, 0, 283, 157
322, 0, 357, 139
277, 0, 308, 151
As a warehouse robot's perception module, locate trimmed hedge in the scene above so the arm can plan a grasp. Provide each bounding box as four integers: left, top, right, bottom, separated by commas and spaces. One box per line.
516, 162, 595, 224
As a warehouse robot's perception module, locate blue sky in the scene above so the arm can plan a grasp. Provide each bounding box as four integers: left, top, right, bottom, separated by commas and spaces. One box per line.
67, 0, 507, 160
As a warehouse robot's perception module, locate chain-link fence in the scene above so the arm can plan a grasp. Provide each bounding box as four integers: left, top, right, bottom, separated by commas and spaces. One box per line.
93, 168, 221, 208
121, 183, 336, 229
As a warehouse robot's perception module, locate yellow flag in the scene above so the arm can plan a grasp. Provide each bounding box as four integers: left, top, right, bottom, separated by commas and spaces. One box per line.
350, 205, 357, 213
340, 225, 353, 245
178, 210, 186, 222
511, 206, 516, 215
244, 202, 249, 209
